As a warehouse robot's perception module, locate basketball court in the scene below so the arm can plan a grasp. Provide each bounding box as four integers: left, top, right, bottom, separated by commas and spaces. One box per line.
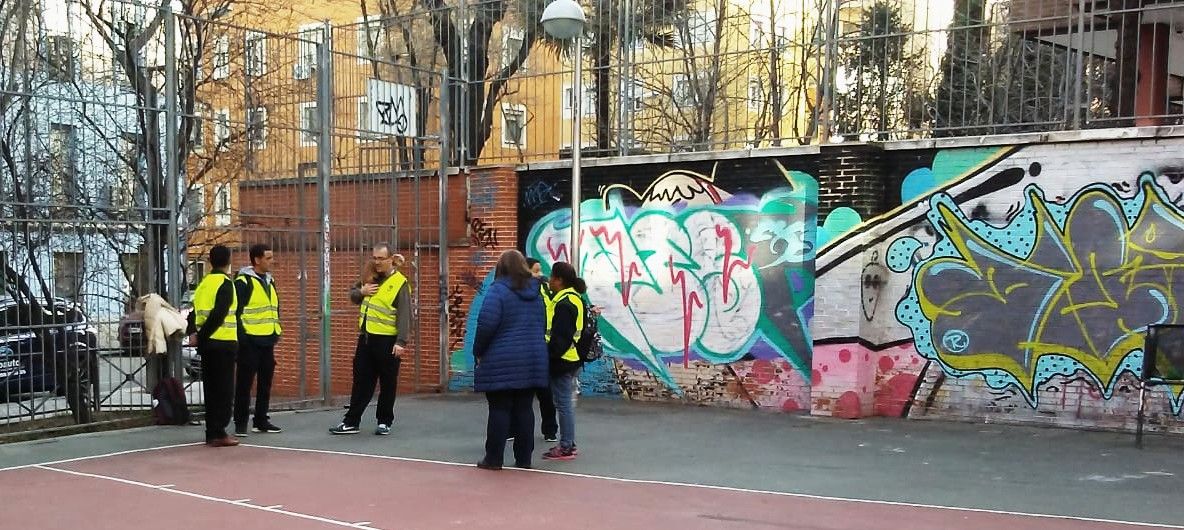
2, 395, 1182, 529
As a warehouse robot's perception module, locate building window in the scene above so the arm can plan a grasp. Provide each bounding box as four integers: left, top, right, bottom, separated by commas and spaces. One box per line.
213, 35, 230, 79
113, 133, 140, 209
214, 108, 231, 150
214, 184, 231, 226
45, 35, 77, 82
185, 185, 205, 227
299, 102, 319, 146
672, 74, 695, 108
49, 123, 77, 204
357, 16, 386, 61
187, 260, 206, 289
296, 23, 321, 79
748, 78, 764, 110
676, 10, 716, 48
630, 81, 646, 111
689, 10, 716, 44
502, 27, 526, 69
561, 84, 594, 118
247, 107, 267, 150
245, 31, 267, 77
191, 104, 208, 152
54, 252, 84, 300
501, 104, 526, 147
357, 97, 381, 140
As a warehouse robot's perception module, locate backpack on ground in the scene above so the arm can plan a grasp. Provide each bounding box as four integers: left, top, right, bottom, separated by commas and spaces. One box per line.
574, 302, 604, 363
152, 377, 190, 425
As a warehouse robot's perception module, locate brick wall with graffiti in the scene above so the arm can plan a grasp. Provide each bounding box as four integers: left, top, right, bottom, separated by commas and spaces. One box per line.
516, 157, 840, 410
818, 138, 1184, 431
447, 134, 1184, 432
445, 166, 521, 391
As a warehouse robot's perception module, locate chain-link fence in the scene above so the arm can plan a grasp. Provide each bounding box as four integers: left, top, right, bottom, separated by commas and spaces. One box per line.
0, 0, 449, 436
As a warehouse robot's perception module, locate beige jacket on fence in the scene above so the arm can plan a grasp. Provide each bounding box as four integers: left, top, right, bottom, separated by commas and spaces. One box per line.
138, 293, 187, 355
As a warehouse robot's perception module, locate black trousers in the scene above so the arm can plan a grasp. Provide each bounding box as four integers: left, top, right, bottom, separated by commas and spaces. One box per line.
484, 388, 535, 467
233, 339, 276, 428
536, 385, 557, 438
199, 339, 237, 440
343, 334, 400, 427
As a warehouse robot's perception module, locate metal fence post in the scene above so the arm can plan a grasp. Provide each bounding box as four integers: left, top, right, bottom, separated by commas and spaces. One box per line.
819, 0, 840, 144
438, 69, 451, 390
317, 21, 334, 404
163, 3, 184, 380
1071, 4, 1087, 129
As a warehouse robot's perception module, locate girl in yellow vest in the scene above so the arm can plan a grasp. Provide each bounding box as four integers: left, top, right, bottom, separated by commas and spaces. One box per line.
542, 261, 586, 461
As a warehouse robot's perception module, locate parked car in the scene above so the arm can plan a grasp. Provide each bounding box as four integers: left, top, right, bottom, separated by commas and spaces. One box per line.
181, 335, 201, 381
118, 291, 199, 381
0, 297, 99, 422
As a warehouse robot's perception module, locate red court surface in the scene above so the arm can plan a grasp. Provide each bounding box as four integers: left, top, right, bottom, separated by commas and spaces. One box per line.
1, 444, 1178, 530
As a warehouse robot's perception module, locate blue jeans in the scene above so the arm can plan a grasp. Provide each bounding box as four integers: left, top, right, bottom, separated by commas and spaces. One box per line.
551, 370, 578, 449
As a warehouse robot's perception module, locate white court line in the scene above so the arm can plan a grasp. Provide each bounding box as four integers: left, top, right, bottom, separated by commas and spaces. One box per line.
0, 442, 203, 472
33, 465, 378, 529
245, 444, 1184, 530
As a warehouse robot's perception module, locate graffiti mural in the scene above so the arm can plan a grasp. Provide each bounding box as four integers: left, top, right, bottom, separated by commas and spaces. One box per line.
892, 174, 1184, 411
526, 163, 820, 393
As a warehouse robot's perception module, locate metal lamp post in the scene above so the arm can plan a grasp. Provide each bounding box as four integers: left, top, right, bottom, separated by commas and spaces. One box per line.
541, 0, 587, 273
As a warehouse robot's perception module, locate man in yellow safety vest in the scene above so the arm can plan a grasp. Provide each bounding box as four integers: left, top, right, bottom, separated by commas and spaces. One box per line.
330, 243, 411, 436
232, 244, 283, 437
192, 244, 239, 447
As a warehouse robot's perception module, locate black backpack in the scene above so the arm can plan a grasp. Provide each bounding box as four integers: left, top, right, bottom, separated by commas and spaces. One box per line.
152, 377, 190, 425
574, 302, 603, 363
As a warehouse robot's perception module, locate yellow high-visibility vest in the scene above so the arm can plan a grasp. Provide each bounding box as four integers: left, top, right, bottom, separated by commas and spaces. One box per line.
236, 274, 282, 337
359, 271, 408, 336
545, 287, 583, 362
194, 273, 238, 341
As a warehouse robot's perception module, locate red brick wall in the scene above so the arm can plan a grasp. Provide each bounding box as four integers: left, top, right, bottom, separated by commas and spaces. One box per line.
236, 166, 518, 400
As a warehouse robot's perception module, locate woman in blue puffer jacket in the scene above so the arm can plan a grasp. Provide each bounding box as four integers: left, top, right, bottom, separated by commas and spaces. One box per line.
472, 250, 549, 470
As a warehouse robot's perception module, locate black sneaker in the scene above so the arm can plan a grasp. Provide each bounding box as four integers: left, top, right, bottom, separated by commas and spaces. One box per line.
543, 434, 558, 443
252, 422, 282, 433
233, 424, 250, 437
329, 423, 360, 435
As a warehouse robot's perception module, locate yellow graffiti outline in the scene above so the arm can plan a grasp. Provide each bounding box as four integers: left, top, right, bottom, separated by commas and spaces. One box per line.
917, 184, 1184, 394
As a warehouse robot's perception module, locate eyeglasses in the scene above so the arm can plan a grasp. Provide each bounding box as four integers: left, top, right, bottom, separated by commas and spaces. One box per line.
372, 256, 392, 261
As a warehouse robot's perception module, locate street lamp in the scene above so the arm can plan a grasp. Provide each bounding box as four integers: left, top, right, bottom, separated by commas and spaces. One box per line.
541, 0, 587, 273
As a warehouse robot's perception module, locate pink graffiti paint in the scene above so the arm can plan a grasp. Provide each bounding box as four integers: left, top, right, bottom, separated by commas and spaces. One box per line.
714, 224, 755, 304
874, 373, 918, 417
751, 359, 777, 384
669, 256, 704, 368
834, 391, 863, 419
879, 356, 895, 372
589, 226, 642, 307
545, 238, 569, 263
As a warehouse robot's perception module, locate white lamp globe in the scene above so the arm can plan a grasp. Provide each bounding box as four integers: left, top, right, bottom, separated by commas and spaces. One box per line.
540, 0, 586, 40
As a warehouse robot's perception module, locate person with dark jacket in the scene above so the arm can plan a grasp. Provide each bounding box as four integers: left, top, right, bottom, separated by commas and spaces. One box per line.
542, 261, 585, 461
331, 244, 411, 436
473, 250, 549, 470
232, 243, 283, 436
524, 257, 558, 443
192, 244, 239, 447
